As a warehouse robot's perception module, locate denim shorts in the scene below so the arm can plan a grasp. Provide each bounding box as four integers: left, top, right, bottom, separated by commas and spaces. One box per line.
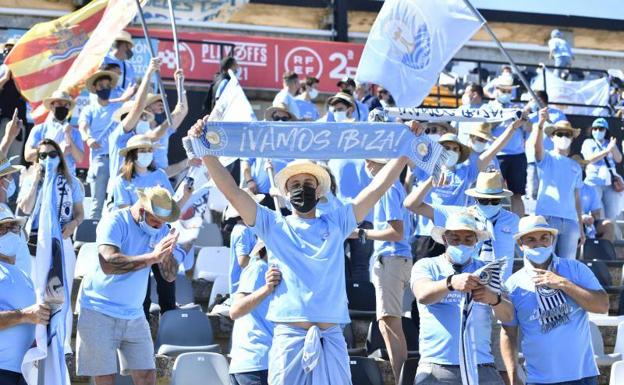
415, 362, 504, 385
230, 370, 268, 385
497, 153, 527, 195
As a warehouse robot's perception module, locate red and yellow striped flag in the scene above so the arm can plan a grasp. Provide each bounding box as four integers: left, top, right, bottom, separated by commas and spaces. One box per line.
5, 0, 144, 122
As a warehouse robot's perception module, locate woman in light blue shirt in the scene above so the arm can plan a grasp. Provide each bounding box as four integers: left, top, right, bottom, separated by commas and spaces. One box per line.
580, 118, 623, 221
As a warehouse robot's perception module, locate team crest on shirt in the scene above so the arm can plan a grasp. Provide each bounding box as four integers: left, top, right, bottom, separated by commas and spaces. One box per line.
201, 124, 228, 151
536, 285, 558, 298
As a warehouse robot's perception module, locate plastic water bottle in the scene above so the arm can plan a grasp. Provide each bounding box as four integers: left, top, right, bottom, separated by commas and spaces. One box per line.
585, 224, 597, 239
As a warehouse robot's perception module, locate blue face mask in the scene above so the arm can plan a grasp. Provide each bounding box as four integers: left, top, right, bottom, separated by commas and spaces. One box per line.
497, 93, 512, 105
446, 244, 476, 265
524, 245, 553, 265
476, 203, 501, 219
3, 178, 15, 199
42, 156, 60, 174
139, 210, 161, 237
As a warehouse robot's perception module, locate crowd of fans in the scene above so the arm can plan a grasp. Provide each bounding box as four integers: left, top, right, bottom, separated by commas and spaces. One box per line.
0, 27, 622, 385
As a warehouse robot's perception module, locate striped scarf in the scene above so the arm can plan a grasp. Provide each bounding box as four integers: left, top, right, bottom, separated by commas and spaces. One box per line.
523, 257, 572, 333
459, 259, 505, 385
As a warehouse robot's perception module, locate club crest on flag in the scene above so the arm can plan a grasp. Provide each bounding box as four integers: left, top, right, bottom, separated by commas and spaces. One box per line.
411, 136, 433, 163
478, 269, 491, 285
380, 5, 431, 70
49, 22, 89, 62
202, 125, 228, 151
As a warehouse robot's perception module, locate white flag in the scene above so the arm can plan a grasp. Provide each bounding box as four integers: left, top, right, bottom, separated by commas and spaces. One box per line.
356, 0, 483, 107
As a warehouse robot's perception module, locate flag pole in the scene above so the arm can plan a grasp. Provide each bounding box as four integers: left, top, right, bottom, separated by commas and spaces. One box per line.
166, 0, 183, 102
461, 0, 544, 108
133, 0, 174, 127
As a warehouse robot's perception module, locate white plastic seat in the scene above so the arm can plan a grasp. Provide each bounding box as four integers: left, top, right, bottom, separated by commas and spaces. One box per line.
171, 352, 229, 385
610, 360, 624, 385
193, 246, 230, 280
194, 223, 224, 248
590, 320, 622, 366
208, 274, 229, 307
75, 242, 98, 278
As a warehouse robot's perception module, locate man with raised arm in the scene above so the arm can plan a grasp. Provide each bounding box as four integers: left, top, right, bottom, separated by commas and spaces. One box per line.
187, 118, 423, 385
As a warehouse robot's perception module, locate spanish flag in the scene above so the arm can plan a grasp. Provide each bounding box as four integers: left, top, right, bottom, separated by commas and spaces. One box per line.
5, 0, 144, 123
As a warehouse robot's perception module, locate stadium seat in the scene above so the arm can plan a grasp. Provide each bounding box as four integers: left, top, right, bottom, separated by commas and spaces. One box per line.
208, 274, 229, 307
614, 321, 624, 355
398, 357, 421, 385
610, 360, 624, 385
89, 374, 134, 385
82, 197, 93, 219
75, 242, 98, 278
175, 273, 195, 306
582, 239, 617, 261
194, 223, 224, 248
589, 320, 621, 366
74, 218, 99, 244
171, 352, 229, 385
346, 280, 376, 319
343, 323, 367, 357
583, 260, 612, 288
193, 246, 230, 280
155, 308, 221, 357
349, 357, 384, 385
366, 317, 419, 359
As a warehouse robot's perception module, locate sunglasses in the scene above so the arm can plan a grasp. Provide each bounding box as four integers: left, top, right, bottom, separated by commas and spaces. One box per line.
38, 151, 59, 160
476, 198, 502, 206
272, 115, 290, 122
592, 127, 606, 131
425, 127, 439, 135
553, 132, 572, 138
0, 223, 21, 236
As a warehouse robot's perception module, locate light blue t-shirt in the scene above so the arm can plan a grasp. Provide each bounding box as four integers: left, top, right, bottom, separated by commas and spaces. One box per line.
327, 159, 373, 223
488, 101, 525, 155
229, 258, 274, 374
80, 208, 185, 319
294, 97, 320, 121
272, 89, 301, 119
354, 100, 370, 122
153, 127, 174, 169
26, 118, 84, 174
108, 123, 134, 183
111, 169, 173, 208
0, 261, 36, 373
252, 203, 357, 323
78, 101, 121, 160
411, 256, 494, 365
316, 191, 345, 217
433, 205, 518, 281
549, 37, 573, 58
580, 183, 602, 215
247, 158, 290, 194
504, 257, 601, 383
103, 53, 137, 91
373, 180, 412, 259
229, 223, 257, 294
536, 151, 583, 221
581, 138, 615, 187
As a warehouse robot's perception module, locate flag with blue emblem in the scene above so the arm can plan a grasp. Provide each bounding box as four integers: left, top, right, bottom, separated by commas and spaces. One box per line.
356, 0, 483, 107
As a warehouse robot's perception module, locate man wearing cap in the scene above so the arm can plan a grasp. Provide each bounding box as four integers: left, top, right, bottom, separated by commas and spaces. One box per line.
487, 74, 529, 217
0, 239, 50, 385
499, 215, 607, 385
229, 242, 280, 385
77, 186, 185, 385
336, 77, 368, 122
188, 118, 422, 384
272, 71, 301, 119
580, 117, 623, 223
24, 90, 84, 174
79, 69, 122, 218
529, 109, 584, 259
0, 38, 27, 160
548, 29, 573, 78
294, 76, 320, 121
411, 213, 512, 385
103, 31, 138, 99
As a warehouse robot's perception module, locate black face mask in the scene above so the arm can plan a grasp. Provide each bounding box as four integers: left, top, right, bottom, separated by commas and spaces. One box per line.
54, 106, 69, 121
96, 88, 111, 101
289, 185, 318, 214
154, 112, 167, 125
126, 49, 134, 60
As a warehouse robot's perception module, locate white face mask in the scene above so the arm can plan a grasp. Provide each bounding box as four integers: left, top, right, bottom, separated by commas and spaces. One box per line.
136, 152, 153, 168
136, 120, 150, 134
428, 134, 441, 142
334, 110, 348, 122
552, 135, 572, 151
470, 139, 487, 153
496, 92, 512, 105
0, 232, 20, 258
445, 151, 459, 167
308, 88, 319, 100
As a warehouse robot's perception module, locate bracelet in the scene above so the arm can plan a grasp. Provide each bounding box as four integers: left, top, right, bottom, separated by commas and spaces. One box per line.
490, 292, 502, 307
245, 179, 255, 184
446, 275, 455, 291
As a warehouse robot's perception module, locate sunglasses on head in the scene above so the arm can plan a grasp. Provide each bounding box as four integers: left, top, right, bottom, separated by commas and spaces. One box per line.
553, 132, 572, 138
38, 151, 59, 160
592, 127, 606, 131
476, 198, 502, 206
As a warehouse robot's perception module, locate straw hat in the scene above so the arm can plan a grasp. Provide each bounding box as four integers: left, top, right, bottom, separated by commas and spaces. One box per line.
145, 93, 163, 108
224, 189, 265, 220
114, 31, 134, 47
467, 122, 494, 142
0, 205, 25, 225
0, 153, 20, 178
367, 158, 391, 165
274, 160, 331, 197
264, 102, 296, 121
137, 186, 180, 223
0, 38, 17, 50
43, 90, 75, 111
514, 215, 558, 241
426, 122, 456, 135
438, 133, 471, 164
431, 212, 490, 245
119, 134, 159, 157
465, 170, 513, 199
85, 70, 119, 94
327, 91, 355, 108
494, 74, 518, 90
544, 120, 581, 138
112, 101, 154, 123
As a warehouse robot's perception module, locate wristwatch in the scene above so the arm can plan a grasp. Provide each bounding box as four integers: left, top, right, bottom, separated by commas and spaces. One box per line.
358, 228, 367, 243
446, 274, 455, 291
